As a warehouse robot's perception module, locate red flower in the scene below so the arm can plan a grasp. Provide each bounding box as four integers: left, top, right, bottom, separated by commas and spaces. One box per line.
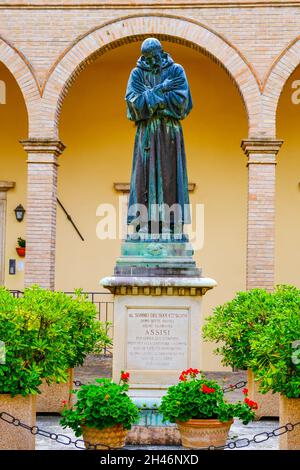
179, 373, 187, 381
61, 400, 67, 406
242, 388, 248, 396
180, 368, 200, 379
244, 397, 258, 410
121, 371, 130, 381
202, 384, 216, 394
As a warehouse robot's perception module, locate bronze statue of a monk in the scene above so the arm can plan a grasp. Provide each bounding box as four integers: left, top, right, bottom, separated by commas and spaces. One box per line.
126, 38, 192, 236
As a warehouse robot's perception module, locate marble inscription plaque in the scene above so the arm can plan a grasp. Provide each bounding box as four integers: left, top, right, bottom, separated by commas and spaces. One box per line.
126, 308, 189, 370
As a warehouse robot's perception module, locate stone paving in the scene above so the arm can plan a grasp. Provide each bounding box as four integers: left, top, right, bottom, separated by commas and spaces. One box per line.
35, 357, 279, 450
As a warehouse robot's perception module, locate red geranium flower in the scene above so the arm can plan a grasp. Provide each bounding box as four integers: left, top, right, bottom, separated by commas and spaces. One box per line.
244, 397, 258, 410
179, 373, 187, 381
202, 384, 216, 394
242, 388, 248, 396
121, 371, 130, 381
61, 400, 67, 406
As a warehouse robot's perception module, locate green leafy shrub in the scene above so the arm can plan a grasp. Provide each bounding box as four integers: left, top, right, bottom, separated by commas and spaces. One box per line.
60, 374, 139, 436
159, 368, 257, 424
0, 287, 48, 396
19, 286, 111, 373
202, 289, 276, 369
249, 285, 300, 398
0, 286, 111, 396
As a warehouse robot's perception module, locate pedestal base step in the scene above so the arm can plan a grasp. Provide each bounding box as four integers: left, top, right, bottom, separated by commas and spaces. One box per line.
115, 240, 201, 277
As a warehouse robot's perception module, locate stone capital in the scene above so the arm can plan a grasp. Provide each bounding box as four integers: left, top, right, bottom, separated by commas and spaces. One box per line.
101, 276, 217, 297
241, 139, 283, 164
20, 139, 66, 159
0, 181, 15, 193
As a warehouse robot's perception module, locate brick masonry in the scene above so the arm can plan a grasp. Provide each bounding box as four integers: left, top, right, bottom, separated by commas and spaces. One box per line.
0, 1, 299, 289
241, 139, 283, 291
20, 139, 65, 290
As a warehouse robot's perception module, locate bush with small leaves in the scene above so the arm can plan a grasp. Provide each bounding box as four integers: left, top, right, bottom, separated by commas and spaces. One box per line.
202, 289, 276, 369
249, 285, 300, 398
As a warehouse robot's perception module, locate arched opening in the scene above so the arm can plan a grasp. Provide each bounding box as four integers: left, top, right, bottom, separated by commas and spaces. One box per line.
0, 62, 28, 290
57, 39, 247, 370
276, 65, 300, 287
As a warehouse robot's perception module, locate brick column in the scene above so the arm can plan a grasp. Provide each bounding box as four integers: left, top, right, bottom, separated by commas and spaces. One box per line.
241, 139, 283, 291
0, 181, 15, 285
21, 140, 65, 290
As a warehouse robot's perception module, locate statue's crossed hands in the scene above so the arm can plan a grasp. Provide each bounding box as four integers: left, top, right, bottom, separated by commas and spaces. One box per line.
161, 77, 183, 92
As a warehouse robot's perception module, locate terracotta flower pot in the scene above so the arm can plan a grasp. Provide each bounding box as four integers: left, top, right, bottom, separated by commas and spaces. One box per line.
16, 247, 25, 257
247, 369, 279, 419
176, 418, 233, 449
279, 395, 300, 450
36, 368, 74, 414
82, 424, 128, 450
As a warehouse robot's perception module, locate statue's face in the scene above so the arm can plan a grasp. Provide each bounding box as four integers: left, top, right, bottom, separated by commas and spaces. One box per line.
143, 48, 163, 69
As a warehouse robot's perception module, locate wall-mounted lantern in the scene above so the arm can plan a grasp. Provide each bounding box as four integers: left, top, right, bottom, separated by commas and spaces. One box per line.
14, 204, 26, 222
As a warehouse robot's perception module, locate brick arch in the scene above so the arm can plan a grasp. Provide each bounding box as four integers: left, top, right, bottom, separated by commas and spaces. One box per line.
263, 36, 300, 137
40, 14, 261, 140
0, 35, 40, 132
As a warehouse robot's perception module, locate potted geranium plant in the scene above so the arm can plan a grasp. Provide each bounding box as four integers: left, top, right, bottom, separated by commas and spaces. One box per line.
60, 372, 139, 449
159, 369, 257, 449
202, 288, 279, 419
249, 285, 300, 450
16, 237, 26, 257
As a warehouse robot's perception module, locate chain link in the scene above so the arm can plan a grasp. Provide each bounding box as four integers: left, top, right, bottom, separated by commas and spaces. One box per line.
0, 409, 299, 451
222, 380, 247, 393
73, 380, 85, 387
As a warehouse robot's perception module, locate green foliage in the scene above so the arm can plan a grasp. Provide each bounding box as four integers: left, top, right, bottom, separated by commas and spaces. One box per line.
202, 285, 300, 398
17, 237, 26, 248
202, 289, 276, 369
0, 286, 111, 397
60, 378, 140, 436
0, 287, 44, 397
19, 286, 111, 371
159, 370, 256, 425
249, 285, 300, 398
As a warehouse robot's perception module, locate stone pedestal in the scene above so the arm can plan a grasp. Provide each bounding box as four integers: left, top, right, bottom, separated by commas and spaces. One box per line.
102, 276, 216, 396
101, 236, 216, 444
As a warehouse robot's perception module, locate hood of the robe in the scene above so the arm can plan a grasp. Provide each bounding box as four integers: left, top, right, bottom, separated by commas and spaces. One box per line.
136, 52, 174, 73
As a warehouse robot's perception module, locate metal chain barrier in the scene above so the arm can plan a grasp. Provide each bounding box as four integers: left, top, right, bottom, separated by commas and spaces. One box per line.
73, 379, 248, 392
0, 411, 112, 450
0, 410, 299, 451
206, 421, 300, 450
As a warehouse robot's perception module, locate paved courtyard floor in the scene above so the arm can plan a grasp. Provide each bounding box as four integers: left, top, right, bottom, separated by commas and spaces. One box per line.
35, 358, 279, 450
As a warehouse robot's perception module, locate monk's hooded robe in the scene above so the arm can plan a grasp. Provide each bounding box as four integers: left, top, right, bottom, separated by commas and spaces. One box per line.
125, 51, 192, 227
